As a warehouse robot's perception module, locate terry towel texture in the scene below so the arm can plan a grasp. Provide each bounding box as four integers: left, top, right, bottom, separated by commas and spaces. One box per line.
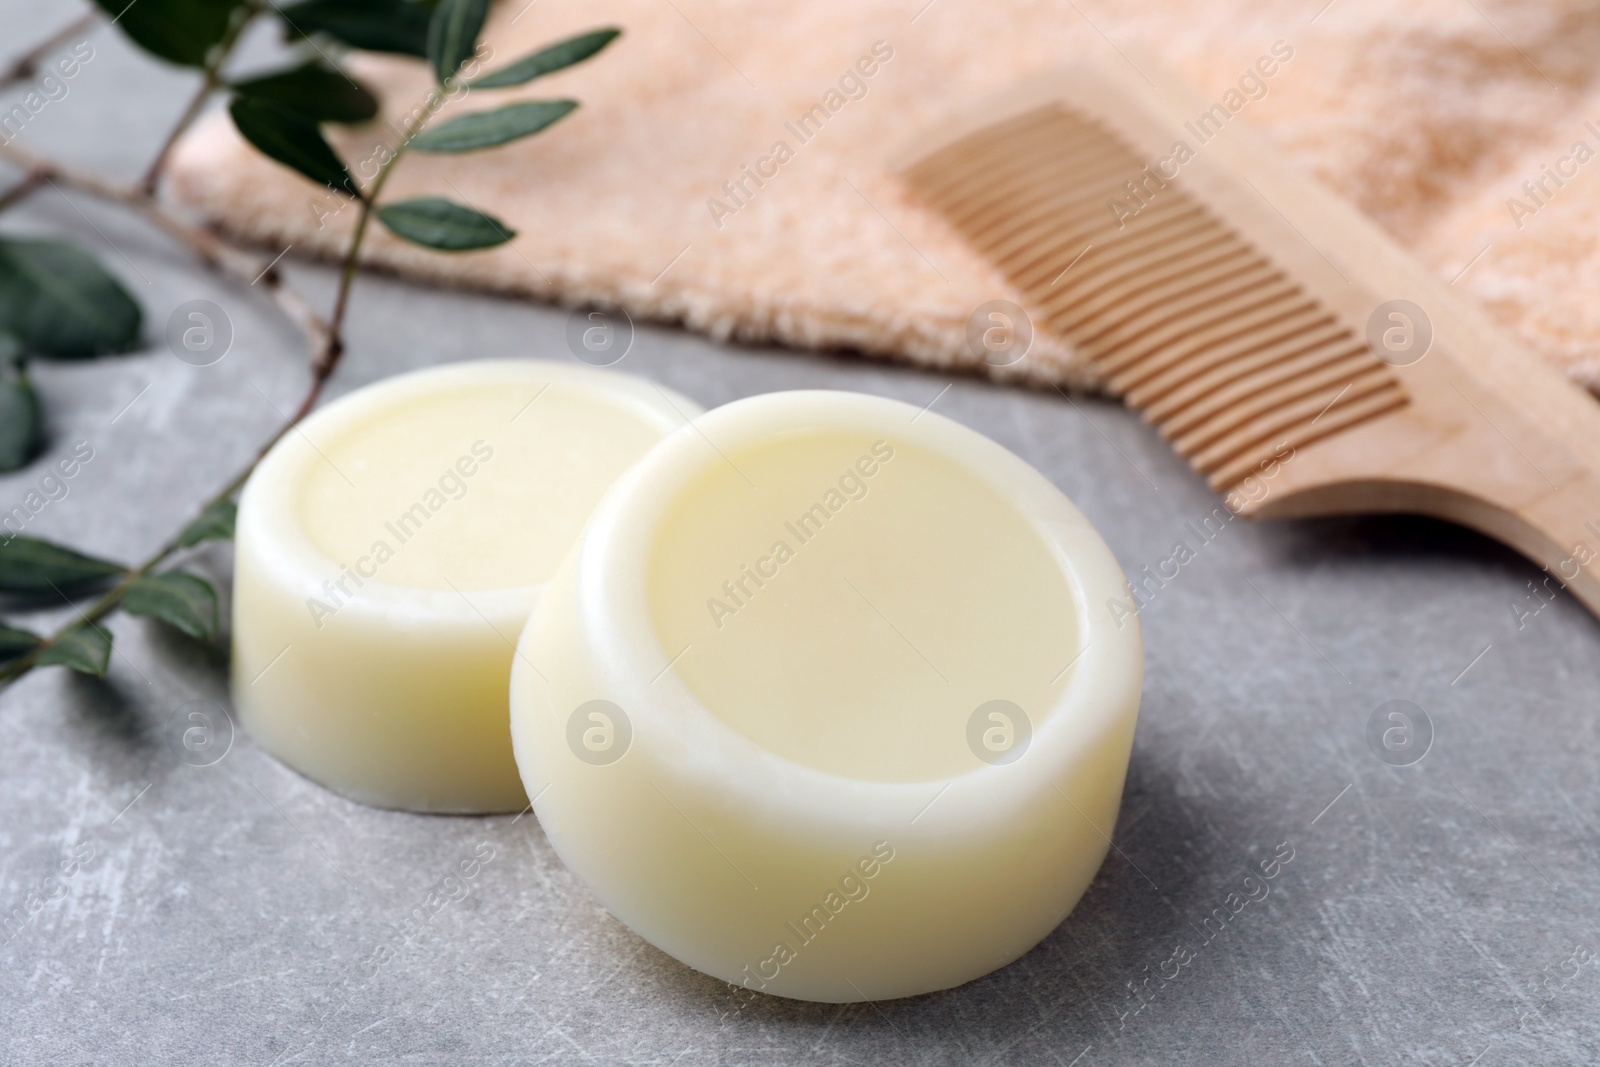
170, 0, 1600, 394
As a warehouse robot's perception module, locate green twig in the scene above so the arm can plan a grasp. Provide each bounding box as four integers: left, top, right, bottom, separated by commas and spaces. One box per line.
0, 138, 330, 349
138, 5, 259, 196
318, 86, 444, 371
0, 84, 451, 687
0, 468, 251, 683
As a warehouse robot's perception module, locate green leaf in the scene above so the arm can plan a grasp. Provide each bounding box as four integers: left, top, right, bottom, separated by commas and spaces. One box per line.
0, 358, 41, 473
0, 239, 142, 359
427, 0, 491, 84
37, 624, 112, 676
376, 198, 514, 251
92, 0, 247, 67
411, 100, 577, 153
231, 61, 379, 124
177, 500, 238, 548
278, 0, 437, 57
229, 97, 358, 196
0, 537, 125, 595
0, 621, 40, 662
123, 571, 219, 639
471, 27, 620, 90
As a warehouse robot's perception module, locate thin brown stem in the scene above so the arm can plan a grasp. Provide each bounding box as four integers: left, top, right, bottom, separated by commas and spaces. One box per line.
138, 6, 257, 196
316, 85, 444, 371
0, 9, 99, 90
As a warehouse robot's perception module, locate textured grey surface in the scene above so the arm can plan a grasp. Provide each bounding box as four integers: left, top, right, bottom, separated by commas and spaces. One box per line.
3, 4, 1600, 1066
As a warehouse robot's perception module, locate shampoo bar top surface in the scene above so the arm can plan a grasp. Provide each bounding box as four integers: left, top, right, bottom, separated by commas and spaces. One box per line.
233, 359, 700, 813
510, 390, 1143, 1002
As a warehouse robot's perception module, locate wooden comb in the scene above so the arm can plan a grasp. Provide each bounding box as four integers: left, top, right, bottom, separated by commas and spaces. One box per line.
896, 56, 1600, 619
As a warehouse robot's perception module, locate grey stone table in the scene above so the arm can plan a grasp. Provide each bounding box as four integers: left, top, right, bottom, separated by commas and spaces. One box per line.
3, 5, 1598, 1065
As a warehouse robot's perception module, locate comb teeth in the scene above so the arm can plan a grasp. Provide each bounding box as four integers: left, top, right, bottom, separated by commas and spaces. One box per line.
903, 104, 1408, 490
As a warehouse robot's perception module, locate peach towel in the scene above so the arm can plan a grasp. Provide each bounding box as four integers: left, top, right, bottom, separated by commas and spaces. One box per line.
170, 0, 1600, 394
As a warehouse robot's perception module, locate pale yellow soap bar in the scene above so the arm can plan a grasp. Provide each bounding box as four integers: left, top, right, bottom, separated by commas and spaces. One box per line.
510, 390, 1143, 1001
232, 360, 700, 812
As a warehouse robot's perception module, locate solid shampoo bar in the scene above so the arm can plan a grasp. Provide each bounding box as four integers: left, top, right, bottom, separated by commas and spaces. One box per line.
510, 390, 1142, 1000
232, 359, 700, 812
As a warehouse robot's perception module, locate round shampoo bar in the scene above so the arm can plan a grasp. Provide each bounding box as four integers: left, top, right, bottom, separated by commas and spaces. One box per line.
510, 390, 1142, 1001
233, 360, 700, 813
